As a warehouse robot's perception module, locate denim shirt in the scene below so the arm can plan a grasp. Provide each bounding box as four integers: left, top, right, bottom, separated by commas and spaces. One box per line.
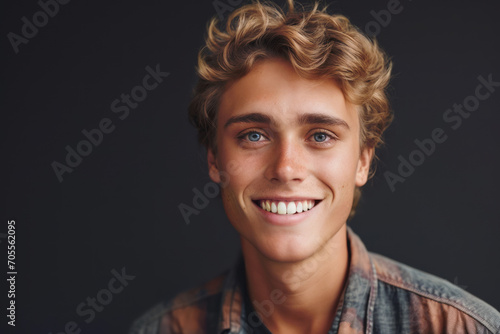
129, 226, 500, 333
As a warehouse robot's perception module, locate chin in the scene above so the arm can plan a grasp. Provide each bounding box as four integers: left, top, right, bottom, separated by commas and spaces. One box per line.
251, 233, 326, 264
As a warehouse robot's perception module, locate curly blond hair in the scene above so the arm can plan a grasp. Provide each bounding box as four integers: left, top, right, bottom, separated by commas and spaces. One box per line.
188, 0, 393, 219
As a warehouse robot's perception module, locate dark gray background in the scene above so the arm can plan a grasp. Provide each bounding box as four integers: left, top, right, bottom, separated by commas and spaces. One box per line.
2, 0, 499, 333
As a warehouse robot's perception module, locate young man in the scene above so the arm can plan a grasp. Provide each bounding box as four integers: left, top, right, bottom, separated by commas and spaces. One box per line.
130, 1, 500, 333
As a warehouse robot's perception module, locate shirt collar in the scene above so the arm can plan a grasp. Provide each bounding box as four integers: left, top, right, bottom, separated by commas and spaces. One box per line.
335, 226, 378, 333
217, 226, 378, 334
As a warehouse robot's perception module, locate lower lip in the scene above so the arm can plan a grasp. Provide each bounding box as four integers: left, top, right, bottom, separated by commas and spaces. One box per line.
252, 201, 320, 226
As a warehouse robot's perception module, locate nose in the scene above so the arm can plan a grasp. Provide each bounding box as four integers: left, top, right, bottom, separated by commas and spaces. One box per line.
264, 137, 307, 184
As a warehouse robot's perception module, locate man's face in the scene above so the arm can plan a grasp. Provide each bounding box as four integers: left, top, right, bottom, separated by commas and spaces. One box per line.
208, 58, 372, 263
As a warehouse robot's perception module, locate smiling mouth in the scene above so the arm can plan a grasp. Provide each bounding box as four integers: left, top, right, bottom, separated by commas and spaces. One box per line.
252, 199, 321, 215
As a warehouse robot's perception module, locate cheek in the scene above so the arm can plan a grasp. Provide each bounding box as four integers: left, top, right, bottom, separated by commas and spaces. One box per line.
220, 187, 241, 218
315, 156, 356, 222
217, 150, 262, 214
313, 149, 359, 222
314, 148, 359, 187
218, 144, 263, 185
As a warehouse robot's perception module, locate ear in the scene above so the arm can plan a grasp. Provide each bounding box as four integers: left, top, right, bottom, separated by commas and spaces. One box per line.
355, 146, 374, 187
207, 148, 221, 183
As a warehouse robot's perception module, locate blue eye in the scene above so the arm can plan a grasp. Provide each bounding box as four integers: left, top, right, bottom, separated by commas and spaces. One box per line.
247, 132, 262, 142
313, 132, 328, 142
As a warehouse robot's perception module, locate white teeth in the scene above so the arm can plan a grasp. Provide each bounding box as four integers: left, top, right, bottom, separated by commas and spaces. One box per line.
271, 202, 277, 213
277, 202, 287, 214
258, 199, 317, 215
296, 202, 303, 213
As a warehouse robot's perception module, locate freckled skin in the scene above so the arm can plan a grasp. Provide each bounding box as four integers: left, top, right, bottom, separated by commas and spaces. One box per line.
208, 57, 373, 264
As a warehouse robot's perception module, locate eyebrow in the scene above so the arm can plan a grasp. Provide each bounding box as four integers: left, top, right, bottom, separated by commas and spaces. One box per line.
224, 113, 274, 129
224, 112, 350, 130
297, 113, 350, 130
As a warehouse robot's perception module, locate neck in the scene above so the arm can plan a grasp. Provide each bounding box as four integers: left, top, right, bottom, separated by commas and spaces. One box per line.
241, 224, 350, 334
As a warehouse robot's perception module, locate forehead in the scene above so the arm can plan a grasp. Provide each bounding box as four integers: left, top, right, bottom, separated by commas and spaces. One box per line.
217, 58, 359, 131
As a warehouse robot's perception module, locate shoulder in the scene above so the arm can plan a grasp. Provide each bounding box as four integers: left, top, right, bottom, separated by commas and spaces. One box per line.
128, 272, 228, 334
370, 252, 500, 333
